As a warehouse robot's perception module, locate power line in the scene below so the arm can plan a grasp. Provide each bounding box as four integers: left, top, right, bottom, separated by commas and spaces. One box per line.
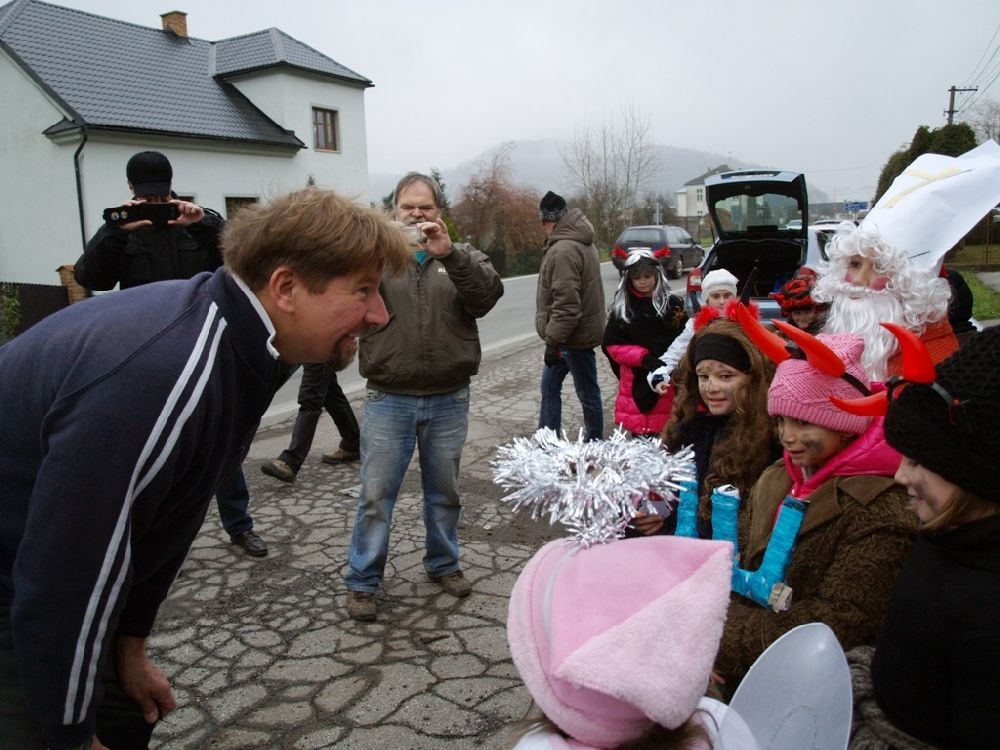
964, 20, 1000, 87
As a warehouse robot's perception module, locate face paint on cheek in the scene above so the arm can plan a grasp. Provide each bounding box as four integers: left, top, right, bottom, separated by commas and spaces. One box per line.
869, 276, 889, 291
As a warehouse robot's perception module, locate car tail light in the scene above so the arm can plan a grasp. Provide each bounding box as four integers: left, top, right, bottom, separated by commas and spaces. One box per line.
687, 267, 702, 294
653, 246, 671, 258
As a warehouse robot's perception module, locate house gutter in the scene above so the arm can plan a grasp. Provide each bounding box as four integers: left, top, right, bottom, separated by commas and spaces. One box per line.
73, 124, 89, 251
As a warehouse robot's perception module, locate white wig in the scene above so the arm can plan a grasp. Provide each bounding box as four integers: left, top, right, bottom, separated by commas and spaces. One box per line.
814, 222, 951, 330
610, 250, 674, 323
813, 222, 952, 380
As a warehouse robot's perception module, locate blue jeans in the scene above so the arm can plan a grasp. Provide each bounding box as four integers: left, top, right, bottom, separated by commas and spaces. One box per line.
345, 387, 470, 593
538, 347, 604, 441
216, 467, 253, 537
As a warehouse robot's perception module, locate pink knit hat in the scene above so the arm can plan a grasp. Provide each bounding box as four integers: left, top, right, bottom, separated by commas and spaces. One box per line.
507, 536, 733, 747
767, 333, 872, 435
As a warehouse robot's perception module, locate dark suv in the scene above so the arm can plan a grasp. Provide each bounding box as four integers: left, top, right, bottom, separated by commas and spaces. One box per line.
686, 169, 808, 320
611, 225, 704, 279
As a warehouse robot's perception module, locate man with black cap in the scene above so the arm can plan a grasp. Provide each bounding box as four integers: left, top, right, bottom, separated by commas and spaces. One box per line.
73, 151, 268, 558
535, 191, 606, 441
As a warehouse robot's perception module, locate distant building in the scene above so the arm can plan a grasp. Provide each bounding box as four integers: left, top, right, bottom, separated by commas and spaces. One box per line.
0, 0, 373, 285
674, 164, 730, 219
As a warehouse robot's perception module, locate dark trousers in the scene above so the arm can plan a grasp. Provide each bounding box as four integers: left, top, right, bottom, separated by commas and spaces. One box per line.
0, 604, 154, 749
215, 466, 253, 537
279, 363, 360, 472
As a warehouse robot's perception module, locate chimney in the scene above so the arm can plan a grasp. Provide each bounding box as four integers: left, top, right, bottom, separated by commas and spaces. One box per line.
160, 11, 188, 37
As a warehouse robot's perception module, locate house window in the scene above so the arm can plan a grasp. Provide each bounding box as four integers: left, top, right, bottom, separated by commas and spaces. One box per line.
225, 196, 258, 219
696, 188, 704, 202
313, 107, 339, 151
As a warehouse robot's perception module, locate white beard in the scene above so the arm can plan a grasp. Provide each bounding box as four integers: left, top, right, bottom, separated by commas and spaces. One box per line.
821, 284, 906, 381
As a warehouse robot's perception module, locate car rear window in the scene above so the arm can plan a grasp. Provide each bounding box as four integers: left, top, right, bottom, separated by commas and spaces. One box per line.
621, 228, 664, 244
712, 192, 802, 232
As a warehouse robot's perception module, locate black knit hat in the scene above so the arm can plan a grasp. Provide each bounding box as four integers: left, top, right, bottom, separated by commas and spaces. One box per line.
885, 325, 1000, 504
539, 191, 568, 222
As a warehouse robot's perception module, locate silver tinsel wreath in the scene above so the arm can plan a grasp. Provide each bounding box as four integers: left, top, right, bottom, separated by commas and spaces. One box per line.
491, 427, 695, 547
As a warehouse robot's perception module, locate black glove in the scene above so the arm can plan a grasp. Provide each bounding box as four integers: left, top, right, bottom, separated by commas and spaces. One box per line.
641, 354, 662, 372
544, 344, 562, 367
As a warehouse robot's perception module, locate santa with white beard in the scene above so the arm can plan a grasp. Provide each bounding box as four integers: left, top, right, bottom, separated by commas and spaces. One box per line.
813, 140, 1000, 382
812, 222, 957, 381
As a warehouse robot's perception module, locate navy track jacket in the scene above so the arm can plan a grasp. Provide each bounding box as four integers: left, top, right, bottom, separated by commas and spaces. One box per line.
0, 269, 287, 748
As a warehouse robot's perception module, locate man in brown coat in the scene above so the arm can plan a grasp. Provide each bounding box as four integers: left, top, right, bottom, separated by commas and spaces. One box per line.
535, 191, 606, 441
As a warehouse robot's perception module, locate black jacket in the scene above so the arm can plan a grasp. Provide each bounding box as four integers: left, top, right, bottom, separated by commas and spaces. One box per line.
872, 514, 1000, 748
74, 209, 224, 290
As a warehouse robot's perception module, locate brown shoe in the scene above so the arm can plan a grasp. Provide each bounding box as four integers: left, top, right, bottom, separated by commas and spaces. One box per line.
430, 570, 472, 598
261, 458, 296, 483
346, 590, 377, 621
322, 448, 360, 464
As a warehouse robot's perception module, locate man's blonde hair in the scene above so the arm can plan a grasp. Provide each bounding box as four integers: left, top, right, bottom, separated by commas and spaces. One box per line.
223, 188, 410, 292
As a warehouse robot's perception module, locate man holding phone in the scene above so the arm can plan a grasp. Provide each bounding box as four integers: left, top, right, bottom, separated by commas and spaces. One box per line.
75, 151, 223, 290
73, 151, 268, 559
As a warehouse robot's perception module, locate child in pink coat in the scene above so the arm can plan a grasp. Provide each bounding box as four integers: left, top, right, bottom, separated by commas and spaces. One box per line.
602, 249, 686, 436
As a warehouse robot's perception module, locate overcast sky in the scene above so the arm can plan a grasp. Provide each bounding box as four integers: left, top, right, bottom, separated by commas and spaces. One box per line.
54, 0, 1000, 201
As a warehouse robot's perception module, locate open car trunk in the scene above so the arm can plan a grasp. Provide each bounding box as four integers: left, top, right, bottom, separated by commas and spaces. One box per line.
713, 238, 804, 301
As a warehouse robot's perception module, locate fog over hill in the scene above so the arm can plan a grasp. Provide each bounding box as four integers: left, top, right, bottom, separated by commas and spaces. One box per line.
371, 139, 831, 206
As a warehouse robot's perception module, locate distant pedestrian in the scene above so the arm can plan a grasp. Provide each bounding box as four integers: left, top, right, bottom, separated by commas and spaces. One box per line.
535, 191, 606, 441
261, 363, 360, 483
0, 188, 409, 750
344, 172, 504, 621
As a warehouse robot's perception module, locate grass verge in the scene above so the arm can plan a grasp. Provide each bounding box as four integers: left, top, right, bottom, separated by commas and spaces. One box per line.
963, 272, 1000, 321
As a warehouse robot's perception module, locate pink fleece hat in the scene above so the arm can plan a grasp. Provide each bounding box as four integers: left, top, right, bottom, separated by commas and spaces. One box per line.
767, 333, 872, 435
507, 536, 733, 747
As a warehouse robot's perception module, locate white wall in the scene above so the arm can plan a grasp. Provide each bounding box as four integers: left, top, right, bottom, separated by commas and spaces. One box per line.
228, 69, 370, 201
0, 52, 83, 286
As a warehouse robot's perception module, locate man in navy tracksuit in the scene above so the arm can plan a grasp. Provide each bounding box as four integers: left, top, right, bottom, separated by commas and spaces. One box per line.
0, 189, 409, 750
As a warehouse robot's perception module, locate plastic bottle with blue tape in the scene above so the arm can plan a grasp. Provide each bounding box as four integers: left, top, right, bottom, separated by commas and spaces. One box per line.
731, 496, 807, 612
674, 478, 699, 538
710, 484, 741, 562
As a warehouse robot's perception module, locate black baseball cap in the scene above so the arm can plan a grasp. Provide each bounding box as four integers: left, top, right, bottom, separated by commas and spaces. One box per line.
126, 151, 172, 197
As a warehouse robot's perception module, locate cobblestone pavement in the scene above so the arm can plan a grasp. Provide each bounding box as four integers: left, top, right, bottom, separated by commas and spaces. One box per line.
148, 339, 620, 749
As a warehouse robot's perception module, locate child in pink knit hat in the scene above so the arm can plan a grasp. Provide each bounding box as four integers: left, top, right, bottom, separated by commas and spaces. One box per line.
505, 536, 755, 749
712, 331, 916, 694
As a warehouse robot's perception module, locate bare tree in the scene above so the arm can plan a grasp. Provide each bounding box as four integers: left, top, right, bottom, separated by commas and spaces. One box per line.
561, 104, 660, 247
963, 98, 1000, 144
451, 144, 543, 275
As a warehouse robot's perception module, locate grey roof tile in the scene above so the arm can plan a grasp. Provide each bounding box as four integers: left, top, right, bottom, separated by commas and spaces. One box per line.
0, 0, 370, 147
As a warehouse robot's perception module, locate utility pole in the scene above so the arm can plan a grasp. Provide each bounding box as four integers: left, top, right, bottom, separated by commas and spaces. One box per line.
945, 85, 977, 125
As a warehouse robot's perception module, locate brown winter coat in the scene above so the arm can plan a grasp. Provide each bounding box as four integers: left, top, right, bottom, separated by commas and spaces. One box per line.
715, 463, 917, 683
535, 208, 605, 349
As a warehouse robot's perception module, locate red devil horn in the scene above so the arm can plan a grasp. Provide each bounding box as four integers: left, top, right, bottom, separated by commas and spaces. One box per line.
733, 302, 790, 363
830, 391, 889, 417
771, 319, 845, 377
881, 322, 935, 383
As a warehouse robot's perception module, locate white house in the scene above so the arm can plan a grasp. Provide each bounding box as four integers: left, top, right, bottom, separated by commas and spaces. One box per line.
0, 0, 373, 286
674, 164, 731, 220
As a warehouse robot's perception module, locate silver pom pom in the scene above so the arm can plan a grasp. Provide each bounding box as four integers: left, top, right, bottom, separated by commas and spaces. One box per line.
491, 427, 695, 547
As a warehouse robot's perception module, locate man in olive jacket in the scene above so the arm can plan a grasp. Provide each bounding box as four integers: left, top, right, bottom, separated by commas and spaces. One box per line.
535, 191, 606, 441
345, 172, 504, 621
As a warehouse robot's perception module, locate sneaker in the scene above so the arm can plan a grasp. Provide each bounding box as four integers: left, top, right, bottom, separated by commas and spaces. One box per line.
261, 458, 296, 483
430, 570, 472, 598
230, 530, 268, 557
322, 448, 360, 464
346, 590, 377, 621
